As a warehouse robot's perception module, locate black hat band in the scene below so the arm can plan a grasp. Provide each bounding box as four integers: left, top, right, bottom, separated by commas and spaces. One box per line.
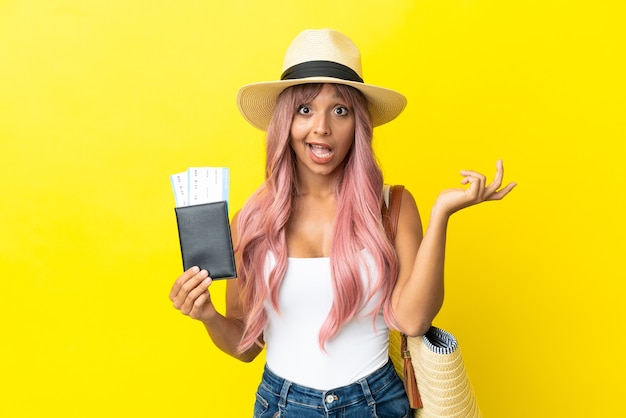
281, 60, 363, 83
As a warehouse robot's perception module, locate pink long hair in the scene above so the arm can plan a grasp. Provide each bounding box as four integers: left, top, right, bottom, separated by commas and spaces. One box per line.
236, 83, 399, 352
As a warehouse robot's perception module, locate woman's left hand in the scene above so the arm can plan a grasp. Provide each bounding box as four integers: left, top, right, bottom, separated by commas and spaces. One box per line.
433, 159, 516, 217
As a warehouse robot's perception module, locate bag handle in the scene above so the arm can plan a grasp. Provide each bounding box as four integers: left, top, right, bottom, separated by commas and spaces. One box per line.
383, 185, 424, 410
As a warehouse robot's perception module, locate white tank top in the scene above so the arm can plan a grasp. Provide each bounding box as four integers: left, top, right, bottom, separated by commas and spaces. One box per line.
263, 251, 389, 390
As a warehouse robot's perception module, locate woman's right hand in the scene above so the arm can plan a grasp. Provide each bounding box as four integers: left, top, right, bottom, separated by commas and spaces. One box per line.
169, 266, 217, 323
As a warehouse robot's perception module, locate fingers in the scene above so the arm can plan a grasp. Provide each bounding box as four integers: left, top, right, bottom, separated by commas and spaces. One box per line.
484, 159, 517, 200
187, 291, 212, 319
170, 266, 212, 312
180, 280, 213, 317
459, 170, 486, 202
169, 266, 201, 300
486, 181, 517, 201
485, 159, 504, 196
460, 160, 515, 203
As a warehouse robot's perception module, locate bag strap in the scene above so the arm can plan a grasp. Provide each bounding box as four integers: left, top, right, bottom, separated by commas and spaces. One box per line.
383, 185, 404, 242
382, 185, 424, 410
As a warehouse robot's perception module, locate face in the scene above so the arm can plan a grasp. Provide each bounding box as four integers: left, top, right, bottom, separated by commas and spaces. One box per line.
289, 84, 356, 179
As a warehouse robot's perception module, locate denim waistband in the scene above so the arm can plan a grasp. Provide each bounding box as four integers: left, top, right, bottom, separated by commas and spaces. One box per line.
260, 359, 398, 411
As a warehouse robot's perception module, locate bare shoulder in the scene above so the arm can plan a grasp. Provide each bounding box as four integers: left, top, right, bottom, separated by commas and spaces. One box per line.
397, 187, 423, 236
391, 187, 423, 286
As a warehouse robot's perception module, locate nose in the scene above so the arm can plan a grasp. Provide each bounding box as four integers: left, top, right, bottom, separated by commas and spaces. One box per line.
313, 113, 330, 136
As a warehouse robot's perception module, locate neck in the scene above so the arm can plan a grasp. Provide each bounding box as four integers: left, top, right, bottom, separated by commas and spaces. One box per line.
295, 172, 338, 197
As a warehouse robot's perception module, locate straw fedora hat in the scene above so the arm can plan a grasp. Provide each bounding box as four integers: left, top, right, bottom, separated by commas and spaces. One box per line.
236, 29, 407, 131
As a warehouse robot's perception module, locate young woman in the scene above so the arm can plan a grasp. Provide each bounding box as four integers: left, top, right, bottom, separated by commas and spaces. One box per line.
170, 29, 515, 417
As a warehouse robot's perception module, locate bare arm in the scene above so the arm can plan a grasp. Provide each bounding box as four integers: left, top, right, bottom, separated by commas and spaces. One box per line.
169, 212, 263, 362
391, 160, 516, 336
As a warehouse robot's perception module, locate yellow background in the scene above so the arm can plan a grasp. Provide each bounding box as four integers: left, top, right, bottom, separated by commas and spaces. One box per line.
1, 0, 624, 416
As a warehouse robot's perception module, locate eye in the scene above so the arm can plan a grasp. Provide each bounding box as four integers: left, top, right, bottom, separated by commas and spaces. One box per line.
298, 105, 311, 115
334, 106, 349, 116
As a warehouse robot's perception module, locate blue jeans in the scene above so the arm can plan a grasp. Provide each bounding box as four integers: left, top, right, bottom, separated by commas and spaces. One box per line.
253, 359, 410, 418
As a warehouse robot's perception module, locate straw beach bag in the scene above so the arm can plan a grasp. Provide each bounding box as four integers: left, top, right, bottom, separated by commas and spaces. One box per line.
388, 328, 481, 417
383, 185, 481, 417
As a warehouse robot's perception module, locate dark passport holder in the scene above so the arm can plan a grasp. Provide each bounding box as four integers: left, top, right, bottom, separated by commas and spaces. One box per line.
174, 201, 236, 279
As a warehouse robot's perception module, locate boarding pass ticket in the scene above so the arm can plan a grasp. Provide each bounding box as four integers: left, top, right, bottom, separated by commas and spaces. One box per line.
170, 167, 229, 208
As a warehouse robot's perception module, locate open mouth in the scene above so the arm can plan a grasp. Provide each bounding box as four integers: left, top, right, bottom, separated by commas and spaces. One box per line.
307, 143, 333, 159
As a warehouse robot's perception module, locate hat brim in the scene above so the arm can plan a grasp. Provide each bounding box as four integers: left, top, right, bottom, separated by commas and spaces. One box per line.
236, 77, 407, 131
